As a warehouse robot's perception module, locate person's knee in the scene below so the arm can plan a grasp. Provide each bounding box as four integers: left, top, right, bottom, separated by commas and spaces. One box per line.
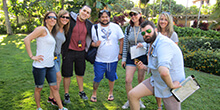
128, 89, 136, 99
50, 85, 58, 91
35, 87, 43, 92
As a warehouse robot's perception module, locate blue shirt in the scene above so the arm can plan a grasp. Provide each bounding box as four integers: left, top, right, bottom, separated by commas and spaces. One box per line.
148, 33, 185, 98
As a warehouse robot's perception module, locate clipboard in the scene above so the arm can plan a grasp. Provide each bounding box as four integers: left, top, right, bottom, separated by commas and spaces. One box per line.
171, 75, 201, 102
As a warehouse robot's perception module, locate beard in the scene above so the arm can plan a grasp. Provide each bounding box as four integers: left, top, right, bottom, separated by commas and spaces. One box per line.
144, 31, 157, 43
100, 20, 110, 26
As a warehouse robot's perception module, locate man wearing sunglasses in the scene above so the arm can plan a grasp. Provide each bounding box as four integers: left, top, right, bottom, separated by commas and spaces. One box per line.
89, 10, 124, 102
128, 20, 185, 110
61, 5, 93, 103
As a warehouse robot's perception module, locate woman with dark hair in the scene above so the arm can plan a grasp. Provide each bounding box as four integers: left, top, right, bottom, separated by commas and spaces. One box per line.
24, 11, 67, 110
121, 7, 147, 109
47, 10, 70, 106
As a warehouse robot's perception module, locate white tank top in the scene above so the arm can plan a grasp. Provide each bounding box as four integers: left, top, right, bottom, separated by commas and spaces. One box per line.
33, 27, 56, 68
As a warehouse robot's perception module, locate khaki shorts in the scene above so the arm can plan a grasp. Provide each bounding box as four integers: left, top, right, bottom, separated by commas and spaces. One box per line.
142, 78, 181, 110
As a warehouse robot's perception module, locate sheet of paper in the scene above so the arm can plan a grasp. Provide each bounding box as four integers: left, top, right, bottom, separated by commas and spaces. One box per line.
171, 75, 200, 102
130, 45, 146, 59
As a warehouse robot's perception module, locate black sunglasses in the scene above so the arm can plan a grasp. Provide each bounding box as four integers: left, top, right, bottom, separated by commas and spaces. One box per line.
141, 29, 152, 36
129, 13, 138, 17
47, 16, 57, 20
60, 16, 70, 19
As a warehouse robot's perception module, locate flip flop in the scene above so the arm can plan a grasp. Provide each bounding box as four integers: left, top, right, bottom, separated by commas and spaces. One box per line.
108, 95, 114, 101
90, 96, 97, 102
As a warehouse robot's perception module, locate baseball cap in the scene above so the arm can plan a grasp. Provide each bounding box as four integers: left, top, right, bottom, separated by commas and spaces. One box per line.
130, 7, 142, 14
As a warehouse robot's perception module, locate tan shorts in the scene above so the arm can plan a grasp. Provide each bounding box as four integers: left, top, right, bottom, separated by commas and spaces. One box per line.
142, 78, 181, 110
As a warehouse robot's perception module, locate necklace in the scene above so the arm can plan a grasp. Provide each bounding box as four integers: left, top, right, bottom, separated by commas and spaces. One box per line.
133, 26, 140, 45
77, 18, 85, 47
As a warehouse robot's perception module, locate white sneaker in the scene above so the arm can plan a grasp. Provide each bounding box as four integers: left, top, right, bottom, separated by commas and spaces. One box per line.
58, 107, 68, 110
140, 100, 146, 109
122, 100, 129, 109
36, 108, 43, 110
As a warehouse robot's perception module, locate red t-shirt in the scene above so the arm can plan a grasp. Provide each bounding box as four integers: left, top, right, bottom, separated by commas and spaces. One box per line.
68, 17, 87, 51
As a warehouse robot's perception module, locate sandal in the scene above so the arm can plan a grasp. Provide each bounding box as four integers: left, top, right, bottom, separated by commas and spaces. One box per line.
90, 96, 97, 102
108, 95, 114, 101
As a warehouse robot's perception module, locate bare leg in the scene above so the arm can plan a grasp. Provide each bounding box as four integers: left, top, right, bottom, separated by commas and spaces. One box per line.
34, 87, 42, 108
50, 85, 63, 109
49, 71, 62, 98
108, 80, 115, 96
129, 83, 153, 110
63, 77, 71, 94
91, 81, 100, 101
137, 68, 145, 84
76, 75, 83, 92
125, 66, 137, 99
156, 97, 162, 110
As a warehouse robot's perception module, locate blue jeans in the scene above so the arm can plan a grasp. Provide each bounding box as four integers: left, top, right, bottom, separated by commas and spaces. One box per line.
54, 55, 61, 73
32, 66, 57, 88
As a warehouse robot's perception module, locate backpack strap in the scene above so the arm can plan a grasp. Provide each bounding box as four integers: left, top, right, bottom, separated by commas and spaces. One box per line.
126, 25, 131, 36
94, 24, 99, 40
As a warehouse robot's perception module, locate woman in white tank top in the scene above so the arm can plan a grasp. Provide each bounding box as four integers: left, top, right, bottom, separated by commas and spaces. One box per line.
24, 11, 67, 110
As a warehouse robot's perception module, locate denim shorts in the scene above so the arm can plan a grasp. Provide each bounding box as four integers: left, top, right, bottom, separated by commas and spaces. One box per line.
126, 52, 148, 66
32, 66, 57, 88
93, 61, 118, 82
54, 55, 61, 73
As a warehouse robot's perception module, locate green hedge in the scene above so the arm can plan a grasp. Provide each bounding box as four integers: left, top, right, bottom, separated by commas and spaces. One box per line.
174, 26, 220, 39
179, 37, 220, 75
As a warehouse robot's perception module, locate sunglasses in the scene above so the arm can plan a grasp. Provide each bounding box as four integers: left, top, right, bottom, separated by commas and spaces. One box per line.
129, 13, 138, 17
47, 16, 57, 20
162, 11, 171, 15
60, 16, 70, 19
141, 29, 152, 36
100, 10, 110, 13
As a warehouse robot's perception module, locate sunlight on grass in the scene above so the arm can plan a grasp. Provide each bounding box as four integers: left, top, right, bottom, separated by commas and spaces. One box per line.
0, 35, 7, 42
104, 102, 118, 109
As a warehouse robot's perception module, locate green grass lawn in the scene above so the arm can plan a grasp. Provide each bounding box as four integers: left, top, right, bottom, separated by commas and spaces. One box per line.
0, 34, 220, 110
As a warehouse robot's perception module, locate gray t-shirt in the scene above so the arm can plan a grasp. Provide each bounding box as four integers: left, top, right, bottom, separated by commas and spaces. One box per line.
54, 31, 66, 55
170, 31, 179, 43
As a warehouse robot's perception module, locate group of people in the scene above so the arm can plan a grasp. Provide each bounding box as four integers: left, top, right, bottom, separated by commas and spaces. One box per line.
24, 5, 185, 110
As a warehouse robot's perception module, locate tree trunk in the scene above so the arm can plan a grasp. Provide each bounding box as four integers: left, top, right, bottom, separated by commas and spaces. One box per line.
159, 0, 162, 14
185, 0, 189, 27
60, 0, 64, 10
197, 0, 203, 28
3, 0, 13, 35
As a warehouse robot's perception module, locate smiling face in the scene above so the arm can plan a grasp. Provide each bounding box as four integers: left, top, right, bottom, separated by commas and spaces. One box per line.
45, 13, 57, 27
129, 12, 141, 24
159, 14, 168, 29
99, 12, 110, 26
59, 13, 69, 26
78, 6, 91, 21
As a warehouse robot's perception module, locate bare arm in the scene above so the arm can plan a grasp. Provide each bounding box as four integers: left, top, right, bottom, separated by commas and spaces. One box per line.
23, 26, 45, 60
158, 66, 181, 89
118, 38, 124, 60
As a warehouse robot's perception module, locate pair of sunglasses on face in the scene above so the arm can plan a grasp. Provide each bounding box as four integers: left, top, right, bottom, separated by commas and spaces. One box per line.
60, 16, 70, 19
47, 16, 57, 20
129, 13, 138, 17
141, 29, 151, 36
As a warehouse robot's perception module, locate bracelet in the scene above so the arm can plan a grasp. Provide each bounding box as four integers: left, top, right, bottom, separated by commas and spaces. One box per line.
119, 53, 122, 56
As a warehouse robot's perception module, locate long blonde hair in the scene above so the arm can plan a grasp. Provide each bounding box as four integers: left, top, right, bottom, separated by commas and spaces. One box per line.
57, 10, 70, 35
157, 12, 174, 38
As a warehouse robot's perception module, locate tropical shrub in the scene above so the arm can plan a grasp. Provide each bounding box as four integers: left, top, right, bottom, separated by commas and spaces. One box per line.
179, 37, 220, 75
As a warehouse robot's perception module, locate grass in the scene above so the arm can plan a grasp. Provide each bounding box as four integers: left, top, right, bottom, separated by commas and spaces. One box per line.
0, 34, 220, 110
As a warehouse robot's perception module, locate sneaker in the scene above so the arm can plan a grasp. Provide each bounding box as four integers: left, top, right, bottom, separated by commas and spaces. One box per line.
122, 100, 129, 109
47, 97, 58, 106
64, 93, 71, 103
79, 91, 88, 100
36, 108, 43, 110
58, 107, 68, 110
139, 100, 146, 109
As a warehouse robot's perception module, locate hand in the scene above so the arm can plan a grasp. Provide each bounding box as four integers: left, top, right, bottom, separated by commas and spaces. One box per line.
135, 61, 146, 70
136, 43, 143, 48
118, 54, 122, 60
95, 40, 101, 47
121, 61, 126, 69
31, 55, 44, 62
172, 81, 182, 89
